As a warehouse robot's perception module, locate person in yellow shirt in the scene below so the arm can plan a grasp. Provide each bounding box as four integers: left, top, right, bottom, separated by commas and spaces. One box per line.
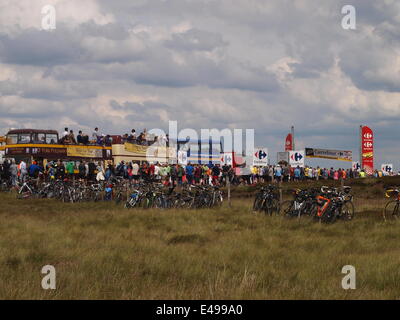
251, 166, 258, 184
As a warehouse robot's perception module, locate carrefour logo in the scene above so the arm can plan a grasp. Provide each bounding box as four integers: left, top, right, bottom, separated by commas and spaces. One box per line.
291, 152, 303, 161
254, 150, 267, 160
363, 142, 373, 148
363, 133, 373, 139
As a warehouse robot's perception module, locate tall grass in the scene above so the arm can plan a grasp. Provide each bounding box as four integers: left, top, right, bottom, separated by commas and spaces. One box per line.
0, 190, 399, 299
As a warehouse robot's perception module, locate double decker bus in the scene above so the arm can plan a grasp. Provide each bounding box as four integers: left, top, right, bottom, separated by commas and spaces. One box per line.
0, 129, 112, 165
0, 128, 176, 166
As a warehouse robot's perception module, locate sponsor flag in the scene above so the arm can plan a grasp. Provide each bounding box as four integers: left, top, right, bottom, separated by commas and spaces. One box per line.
285, 134, 293, 151
361, 126, 374, 174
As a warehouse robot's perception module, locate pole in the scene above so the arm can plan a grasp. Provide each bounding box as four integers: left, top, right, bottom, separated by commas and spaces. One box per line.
359, 125, 363, 170
291, 126, 295, 151
227, 176, 231, 208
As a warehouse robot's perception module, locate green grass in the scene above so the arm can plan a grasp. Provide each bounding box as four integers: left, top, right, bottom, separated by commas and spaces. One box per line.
0, 188, 399, 299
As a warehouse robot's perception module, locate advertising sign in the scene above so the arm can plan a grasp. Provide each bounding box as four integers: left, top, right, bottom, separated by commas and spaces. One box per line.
253, 148, 268, 166
305, 148, 352, 162
124, 143, 149, 154
361, 126, 374, 174
352, 161, 361, 171
220, 152, 233, 166
289, 150, 305, 167
381, 164, 393, 174
177, 150, 188, 165
67, 146, 103, 158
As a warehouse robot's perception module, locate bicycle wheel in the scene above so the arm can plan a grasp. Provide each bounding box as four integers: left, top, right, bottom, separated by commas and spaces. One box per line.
214, 193, 223, 207
280, 200, 294, 217
252, 194, 263, 212
114, 192, 121, 204
17, 190, 32, 200
307, 203, 318, 218
341, 202, 355, 221
321, 208, 338, 224
265, 198, 280, 216
383, 200, 400, 221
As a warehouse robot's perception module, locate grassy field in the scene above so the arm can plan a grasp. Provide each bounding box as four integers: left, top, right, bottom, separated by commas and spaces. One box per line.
1, 178, 400, 299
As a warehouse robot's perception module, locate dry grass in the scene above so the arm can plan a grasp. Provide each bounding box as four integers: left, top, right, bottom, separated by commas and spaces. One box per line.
0, 188, 399, 300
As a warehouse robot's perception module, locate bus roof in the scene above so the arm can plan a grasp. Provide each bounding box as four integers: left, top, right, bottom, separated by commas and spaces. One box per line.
7, 129, 58, 135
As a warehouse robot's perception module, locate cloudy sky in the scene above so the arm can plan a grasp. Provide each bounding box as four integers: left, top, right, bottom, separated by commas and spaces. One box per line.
0, 0, 399, 168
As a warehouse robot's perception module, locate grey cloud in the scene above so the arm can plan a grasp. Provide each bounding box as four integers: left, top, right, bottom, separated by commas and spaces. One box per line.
165, 28, 227, 52
0, 27, 81, 66
0, 0, 400, 167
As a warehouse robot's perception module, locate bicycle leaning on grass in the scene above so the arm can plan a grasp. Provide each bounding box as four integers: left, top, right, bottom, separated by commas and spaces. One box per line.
383, 187, 400, 221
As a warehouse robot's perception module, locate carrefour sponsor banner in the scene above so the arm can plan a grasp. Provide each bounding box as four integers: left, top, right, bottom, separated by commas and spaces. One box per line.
289, 150, 305, 167
361, 126, 374, 174
352, 161, 361, 171
305, 148, 352, 162
381, 164, 393, 174
177, 150, 188, 165
67, 146, 103, 158
124, 143, 148, 154
220, 152, 233, 166
253, 148, 268, 166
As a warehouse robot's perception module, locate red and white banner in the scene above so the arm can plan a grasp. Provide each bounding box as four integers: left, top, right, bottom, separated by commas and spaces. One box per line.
361, 126, 374, 174
285, 133, 293, 151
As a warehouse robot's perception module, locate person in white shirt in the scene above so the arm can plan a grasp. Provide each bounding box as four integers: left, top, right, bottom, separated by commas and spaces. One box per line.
62, 128, 69, 137
19, 160, 27, 182
132, 162, 140, 183
92, 127, 100, 144
154, 163, 160, 181
60, 127, 69, 143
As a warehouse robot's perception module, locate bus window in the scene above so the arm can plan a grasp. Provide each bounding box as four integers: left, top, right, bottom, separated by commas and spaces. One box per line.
46, 134, 58, 144
32, 133, 46, 143
7, 134, 18, 144
18, 134, 31, 143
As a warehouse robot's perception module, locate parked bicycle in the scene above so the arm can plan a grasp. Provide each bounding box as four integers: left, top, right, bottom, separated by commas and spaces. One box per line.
383, 187, 400, 221
252, 185, 280, 215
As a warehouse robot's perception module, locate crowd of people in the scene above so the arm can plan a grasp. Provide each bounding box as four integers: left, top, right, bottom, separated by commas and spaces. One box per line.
57, 127, 163, 147
247, 164, 397, 184
1, 157, 397, 189
0, 159, 234, 187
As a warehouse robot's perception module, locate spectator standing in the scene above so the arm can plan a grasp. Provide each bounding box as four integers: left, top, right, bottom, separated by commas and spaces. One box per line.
185, 163, 194, 185
20, 160, 27, 182
9, 160, 18, 186
132, 162, 140, 183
